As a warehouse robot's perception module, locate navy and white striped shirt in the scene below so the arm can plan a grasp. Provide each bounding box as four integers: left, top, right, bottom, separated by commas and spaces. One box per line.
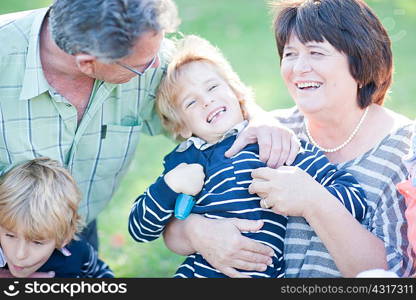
129, 134, 366, 278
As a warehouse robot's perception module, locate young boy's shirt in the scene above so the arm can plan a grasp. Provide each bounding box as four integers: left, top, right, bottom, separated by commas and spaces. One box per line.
128, 123, 367, 278
0, 239, 114, 278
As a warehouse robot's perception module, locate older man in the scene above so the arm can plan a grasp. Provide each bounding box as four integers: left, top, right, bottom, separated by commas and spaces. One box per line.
0, 0, 180, 251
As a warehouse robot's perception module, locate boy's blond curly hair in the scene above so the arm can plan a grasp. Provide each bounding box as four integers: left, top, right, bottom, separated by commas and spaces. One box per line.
156, 34, 255, 141
0, 157, 84, 247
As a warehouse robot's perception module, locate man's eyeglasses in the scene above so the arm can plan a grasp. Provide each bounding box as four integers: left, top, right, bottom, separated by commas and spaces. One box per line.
115, 54, 159, 76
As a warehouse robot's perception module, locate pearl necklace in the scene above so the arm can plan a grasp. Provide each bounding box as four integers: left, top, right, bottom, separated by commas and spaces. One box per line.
305, 107, 369, 153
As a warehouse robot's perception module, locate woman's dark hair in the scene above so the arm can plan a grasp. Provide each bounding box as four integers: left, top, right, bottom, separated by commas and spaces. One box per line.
272, 0, 393, 107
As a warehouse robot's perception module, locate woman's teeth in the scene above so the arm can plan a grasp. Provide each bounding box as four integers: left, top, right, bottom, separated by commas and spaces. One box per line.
296, 82, 321, 89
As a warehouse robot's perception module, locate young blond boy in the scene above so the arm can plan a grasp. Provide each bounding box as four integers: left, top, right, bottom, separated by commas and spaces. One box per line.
128, 35, 367, 278
0, 157, 113, 278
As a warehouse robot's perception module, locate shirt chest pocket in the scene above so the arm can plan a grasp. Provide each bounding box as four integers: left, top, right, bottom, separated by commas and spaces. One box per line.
74, 123, 143, 180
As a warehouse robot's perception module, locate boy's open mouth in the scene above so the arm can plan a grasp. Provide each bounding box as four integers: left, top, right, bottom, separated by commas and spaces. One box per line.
207, 106, 226, 124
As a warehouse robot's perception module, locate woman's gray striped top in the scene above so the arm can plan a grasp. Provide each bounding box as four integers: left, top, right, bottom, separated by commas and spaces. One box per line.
274, 107, 415, 277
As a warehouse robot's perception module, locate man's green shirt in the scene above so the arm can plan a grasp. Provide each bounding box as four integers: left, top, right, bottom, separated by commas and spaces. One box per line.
0, 8, 170, 223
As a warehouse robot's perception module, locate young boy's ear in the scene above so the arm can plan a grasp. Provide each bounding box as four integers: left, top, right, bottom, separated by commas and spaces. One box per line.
179, 127, 192, 139
236, 94, 249, 120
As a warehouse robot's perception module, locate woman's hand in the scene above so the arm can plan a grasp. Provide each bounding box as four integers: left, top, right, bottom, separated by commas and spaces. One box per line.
163, 215, 274, 278
225, 112, 299, 168
249, 166, 327, 218
250, 166, 389, 276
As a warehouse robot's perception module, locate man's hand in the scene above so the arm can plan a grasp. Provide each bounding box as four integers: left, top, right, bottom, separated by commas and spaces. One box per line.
225, 112, 299, 168
187, 217, 274, 278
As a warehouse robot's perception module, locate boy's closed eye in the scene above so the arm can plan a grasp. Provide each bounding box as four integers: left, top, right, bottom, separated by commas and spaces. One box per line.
184, 99, 196, 109
208, 84, 218, 91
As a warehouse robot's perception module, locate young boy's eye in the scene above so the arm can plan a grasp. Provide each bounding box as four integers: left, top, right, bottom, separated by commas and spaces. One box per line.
208, 84, 218, 91
5, 233, 15, 238
185, 100, 196, 109
32, 241, 44, 245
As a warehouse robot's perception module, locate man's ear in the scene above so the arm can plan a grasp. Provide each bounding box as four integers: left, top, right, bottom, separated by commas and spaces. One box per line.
75, 54, 97, 76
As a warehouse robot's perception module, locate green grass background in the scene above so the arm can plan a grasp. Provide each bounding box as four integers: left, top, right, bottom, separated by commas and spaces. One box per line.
1, 0, 415, 277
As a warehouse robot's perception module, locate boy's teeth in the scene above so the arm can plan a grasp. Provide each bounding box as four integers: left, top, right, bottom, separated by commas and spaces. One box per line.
297, 82, 321, 89
207, 107, 226, 123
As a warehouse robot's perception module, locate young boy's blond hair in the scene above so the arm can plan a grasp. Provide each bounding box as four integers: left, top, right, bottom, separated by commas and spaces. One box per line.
156, 34, 254, 141
0, 157, 84, 248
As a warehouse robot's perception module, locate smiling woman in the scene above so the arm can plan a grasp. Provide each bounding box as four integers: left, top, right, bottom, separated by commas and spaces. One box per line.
258, 0, 414, 277
273, 0, 396, 163
280, 36, 362, 118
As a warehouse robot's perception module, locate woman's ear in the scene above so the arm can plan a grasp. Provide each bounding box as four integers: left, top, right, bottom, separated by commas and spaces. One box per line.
75, 54, 97, 76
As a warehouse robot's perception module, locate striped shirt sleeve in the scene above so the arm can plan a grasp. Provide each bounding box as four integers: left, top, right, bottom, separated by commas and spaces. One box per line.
128, 158, 179, 243
294, 141, 367, 221
81, 243, 114, 278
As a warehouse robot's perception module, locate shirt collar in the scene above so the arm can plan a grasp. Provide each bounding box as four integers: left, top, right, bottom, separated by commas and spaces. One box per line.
176, 120, 248, 152
59, 246, 72, 257
19, 7, 52, 100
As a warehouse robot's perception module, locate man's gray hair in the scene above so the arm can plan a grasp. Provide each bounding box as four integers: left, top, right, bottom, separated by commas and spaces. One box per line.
49, 0, 180, 62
